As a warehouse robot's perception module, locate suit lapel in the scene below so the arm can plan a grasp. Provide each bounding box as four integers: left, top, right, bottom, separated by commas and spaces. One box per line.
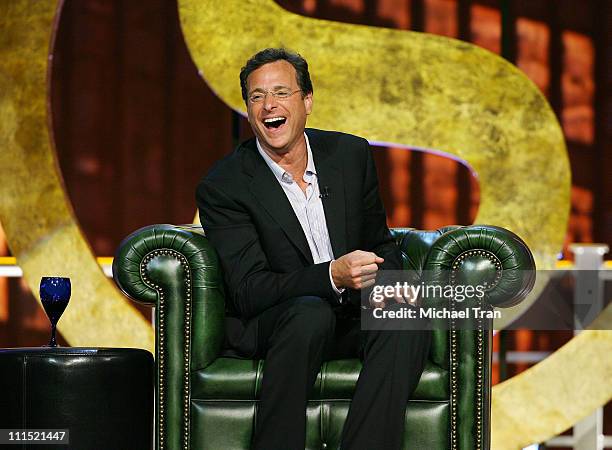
243, 141, 313, 264
308, 131, 347, 259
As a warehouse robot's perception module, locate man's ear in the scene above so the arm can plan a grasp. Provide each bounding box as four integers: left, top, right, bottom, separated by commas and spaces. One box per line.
304, 92, 313, 115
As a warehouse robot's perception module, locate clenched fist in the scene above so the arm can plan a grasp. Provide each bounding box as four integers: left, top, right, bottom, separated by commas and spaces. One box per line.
331, 250, 384, 290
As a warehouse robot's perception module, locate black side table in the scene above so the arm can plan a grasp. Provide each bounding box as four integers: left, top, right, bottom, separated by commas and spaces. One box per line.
0, 347, 153, 450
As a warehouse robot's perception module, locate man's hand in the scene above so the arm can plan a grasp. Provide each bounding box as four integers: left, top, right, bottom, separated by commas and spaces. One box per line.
331, 250, 384, 290
368, 289, 414, 309
368, 288, 418, 308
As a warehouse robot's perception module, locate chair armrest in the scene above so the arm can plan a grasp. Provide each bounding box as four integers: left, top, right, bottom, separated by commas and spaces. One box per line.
424, 225, 535, 308
113, 224, 225, 450
422, 225, 535, 449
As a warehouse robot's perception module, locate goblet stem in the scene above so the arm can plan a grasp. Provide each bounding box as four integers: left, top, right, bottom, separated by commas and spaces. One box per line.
49, 324, 57, 347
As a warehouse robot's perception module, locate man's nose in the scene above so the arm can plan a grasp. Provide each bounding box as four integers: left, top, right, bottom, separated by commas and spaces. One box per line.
263, 92, 278, 110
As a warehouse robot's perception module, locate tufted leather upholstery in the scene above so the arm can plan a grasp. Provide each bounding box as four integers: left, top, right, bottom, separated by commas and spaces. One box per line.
114, 224, 535, 450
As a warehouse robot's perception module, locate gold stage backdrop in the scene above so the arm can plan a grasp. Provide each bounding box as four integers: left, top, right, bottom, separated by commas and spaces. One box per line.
0, 0, 610, 448
0, 2, 154, 350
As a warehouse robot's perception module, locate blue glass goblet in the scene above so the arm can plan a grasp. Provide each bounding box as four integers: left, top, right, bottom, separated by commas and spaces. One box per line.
39, 277, 71, 347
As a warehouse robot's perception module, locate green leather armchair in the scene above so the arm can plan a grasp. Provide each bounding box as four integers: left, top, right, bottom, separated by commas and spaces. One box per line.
113, 224, 535, 450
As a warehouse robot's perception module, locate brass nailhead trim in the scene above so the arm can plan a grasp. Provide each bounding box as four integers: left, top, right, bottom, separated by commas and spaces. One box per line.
450, 249, 503, 290
450, 297, 458, 450
449, 298, 486, 450
449, 249, 493, 449
141, 249, 193, 450
475, 298, 485, 450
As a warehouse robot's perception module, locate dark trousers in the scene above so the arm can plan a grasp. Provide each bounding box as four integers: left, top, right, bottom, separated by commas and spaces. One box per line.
247, 296, 431, 450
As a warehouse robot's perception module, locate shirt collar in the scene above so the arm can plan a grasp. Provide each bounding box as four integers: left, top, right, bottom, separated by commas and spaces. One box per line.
256, 133, 316, 184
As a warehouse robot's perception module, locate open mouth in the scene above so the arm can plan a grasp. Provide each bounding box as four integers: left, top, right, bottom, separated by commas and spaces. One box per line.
263, 117, 287, 129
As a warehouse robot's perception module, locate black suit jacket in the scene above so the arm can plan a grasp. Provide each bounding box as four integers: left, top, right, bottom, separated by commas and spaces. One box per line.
196, 129, 402, 352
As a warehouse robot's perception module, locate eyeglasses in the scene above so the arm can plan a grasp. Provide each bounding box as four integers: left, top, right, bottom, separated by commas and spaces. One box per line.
248, 88, 302, 104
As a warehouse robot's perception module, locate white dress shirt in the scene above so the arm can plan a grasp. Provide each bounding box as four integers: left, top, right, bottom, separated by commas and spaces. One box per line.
256, 134, 343, 297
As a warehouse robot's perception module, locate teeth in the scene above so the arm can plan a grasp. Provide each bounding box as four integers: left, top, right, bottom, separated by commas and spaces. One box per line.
264, 117, 285, 123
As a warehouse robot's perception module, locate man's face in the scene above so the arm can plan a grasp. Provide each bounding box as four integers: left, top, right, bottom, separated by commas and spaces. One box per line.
246, 60, 312, 156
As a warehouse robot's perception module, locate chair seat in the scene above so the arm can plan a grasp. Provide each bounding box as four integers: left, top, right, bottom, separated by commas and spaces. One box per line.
191, 358, 448, 401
